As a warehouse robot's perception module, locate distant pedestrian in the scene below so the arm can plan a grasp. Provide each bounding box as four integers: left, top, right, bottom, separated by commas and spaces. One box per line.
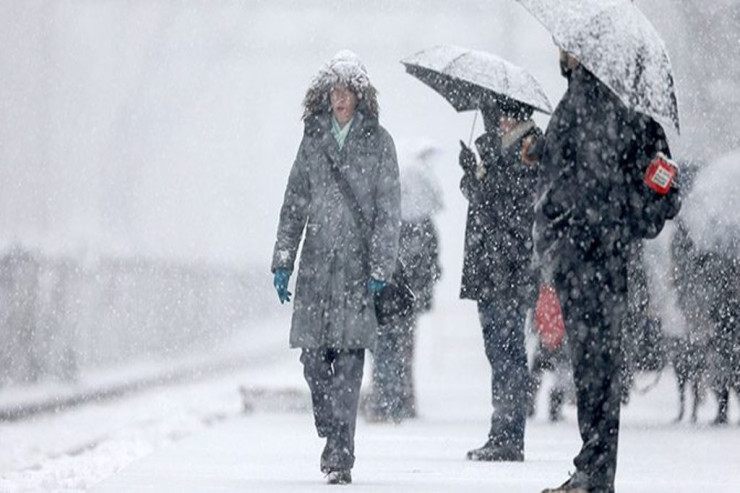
271, 50, 401, 485
366, 143, 443, 422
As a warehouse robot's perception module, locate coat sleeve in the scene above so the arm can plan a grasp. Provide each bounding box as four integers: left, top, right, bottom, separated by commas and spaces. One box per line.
369, 130, 401, 281
271, 138, 311, 273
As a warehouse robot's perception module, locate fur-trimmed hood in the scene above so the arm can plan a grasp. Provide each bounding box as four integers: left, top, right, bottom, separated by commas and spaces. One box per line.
302, 50, 379, 120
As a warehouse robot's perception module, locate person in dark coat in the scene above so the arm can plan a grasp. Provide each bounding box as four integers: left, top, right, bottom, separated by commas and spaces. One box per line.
536, 50, 681, 493
271, 50, 401, 485
366, 145, 443, 423
458, 99, 541, 462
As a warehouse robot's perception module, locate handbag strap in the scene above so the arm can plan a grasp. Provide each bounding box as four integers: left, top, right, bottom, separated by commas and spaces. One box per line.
326, 150, 373, 246
325, 148, 408, 283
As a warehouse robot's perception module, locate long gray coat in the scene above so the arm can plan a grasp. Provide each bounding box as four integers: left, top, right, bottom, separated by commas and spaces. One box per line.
272, 111, 401, 349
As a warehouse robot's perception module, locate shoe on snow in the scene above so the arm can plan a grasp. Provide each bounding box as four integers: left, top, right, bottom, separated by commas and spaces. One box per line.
326, 469, 352, 485
542, 471, 600, 493
465, 441, 523, 462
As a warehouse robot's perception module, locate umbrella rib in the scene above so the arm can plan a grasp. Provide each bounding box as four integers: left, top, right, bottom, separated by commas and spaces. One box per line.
443, 51, 469, 73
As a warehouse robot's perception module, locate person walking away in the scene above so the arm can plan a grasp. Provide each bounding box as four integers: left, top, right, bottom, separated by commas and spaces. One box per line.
459, 100, 541, 462
535, 50, 681, 493
367, 143, 443, 422
271, 50, 401, 485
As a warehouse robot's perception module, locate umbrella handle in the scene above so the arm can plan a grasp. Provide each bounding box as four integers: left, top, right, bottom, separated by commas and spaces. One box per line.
468, 111, 478, 148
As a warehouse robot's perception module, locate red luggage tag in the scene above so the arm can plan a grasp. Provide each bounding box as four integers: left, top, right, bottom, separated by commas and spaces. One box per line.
644, 152, 677, 195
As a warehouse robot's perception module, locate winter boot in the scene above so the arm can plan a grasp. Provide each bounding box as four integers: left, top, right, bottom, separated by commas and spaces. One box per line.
542, 470, 612, 493
326, 469, 352, 485
466, 440, 523, 462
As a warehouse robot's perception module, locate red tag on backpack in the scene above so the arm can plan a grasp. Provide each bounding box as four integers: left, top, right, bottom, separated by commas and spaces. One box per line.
644, 152, 677, 195
534, 284, 566, 351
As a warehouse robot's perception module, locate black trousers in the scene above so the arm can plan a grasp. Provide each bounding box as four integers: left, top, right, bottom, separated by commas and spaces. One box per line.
555, 251, 627, 493
300, 347, 365, 472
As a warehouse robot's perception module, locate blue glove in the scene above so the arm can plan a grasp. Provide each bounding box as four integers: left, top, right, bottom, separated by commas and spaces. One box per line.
273, 268, 292, 304
367, 278, 387, 294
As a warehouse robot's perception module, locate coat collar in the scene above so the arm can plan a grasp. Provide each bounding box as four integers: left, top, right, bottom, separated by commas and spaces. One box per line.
305, 111, 377, 155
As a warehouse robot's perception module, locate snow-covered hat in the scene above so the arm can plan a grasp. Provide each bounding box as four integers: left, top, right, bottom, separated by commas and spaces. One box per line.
302, 50, 379, 120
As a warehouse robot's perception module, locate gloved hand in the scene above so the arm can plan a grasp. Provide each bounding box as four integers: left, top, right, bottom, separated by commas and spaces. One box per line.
367, 278, 387, 294
459, 140, 477, 173
273, 268, 292, 304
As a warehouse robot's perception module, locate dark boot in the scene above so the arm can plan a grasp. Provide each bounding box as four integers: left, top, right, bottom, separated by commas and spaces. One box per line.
466, 439, 523, 462
542, 470, 612, 493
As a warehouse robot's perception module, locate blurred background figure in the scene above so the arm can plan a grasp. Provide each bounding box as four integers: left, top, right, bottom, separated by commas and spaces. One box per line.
620, 240, 666, 405
701, 246, 740, 425
667, 217, 712, 423
527, 319, 574, 423
679, 149, 740, 426
366, 141, 443, 423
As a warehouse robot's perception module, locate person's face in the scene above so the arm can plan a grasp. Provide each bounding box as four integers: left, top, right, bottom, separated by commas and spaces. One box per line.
499, 115, 519, 135
330, 86, 358, 125
559, 49, 579, 78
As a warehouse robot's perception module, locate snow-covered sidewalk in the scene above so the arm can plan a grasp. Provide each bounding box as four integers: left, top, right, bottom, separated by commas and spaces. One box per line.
90, 300, 740, 493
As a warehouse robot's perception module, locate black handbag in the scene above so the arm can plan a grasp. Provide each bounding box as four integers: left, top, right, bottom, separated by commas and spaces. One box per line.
326, 153, 415, 325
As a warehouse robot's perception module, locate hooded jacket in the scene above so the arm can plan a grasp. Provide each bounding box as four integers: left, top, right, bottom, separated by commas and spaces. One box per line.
272, 51, 401, 349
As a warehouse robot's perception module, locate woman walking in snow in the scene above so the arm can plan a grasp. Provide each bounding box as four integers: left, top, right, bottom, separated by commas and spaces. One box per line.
271, 50, 401, 485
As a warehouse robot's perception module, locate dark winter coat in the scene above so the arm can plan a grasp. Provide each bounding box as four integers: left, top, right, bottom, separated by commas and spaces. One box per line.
533, 66, 681, 281
459, 123, 540, 304
271, 110, 401, 349
398, 217, 441, 312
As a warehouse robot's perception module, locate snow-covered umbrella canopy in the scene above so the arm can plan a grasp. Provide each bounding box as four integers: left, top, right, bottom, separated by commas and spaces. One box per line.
401, 45, 553, 114
516, 0, 680, 133
681, 149, 740, 256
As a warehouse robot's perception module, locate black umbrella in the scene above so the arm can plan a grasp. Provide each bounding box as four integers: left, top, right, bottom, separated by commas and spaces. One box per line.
401, 45, 553, 115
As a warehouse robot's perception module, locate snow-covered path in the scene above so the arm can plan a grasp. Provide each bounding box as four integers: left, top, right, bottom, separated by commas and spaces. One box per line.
3, 300, 740, 492
91, 300, 739, 492
91, 408, 740, 493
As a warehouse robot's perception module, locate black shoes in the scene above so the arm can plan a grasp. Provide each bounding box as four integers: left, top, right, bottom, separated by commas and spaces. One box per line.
325, 469, 352, 485
541, 471, 612, 493
321, 437, 353, 484
465, 441, 524, 462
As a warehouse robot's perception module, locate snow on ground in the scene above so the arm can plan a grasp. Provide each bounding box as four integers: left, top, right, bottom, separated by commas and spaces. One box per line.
4, 299, 738, 492
0, 314, 290, 492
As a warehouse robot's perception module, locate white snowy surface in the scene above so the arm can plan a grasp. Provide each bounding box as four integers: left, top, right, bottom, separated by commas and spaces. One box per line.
4, 300, 736, 492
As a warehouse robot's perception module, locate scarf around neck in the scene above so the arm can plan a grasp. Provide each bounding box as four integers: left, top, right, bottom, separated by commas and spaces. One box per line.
331, 116, 354, 149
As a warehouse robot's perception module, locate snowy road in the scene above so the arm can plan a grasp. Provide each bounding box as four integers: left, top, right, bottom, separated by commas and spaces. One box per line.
4, 302, 740, 492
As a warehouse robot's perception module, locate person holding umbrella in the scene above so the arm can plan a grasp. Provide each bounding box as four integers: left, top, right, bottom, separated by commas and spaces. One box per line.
458, 99, 542, 462
271, 50, 401, 485
517, 1, 683, 490
402, 45, 552, 462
